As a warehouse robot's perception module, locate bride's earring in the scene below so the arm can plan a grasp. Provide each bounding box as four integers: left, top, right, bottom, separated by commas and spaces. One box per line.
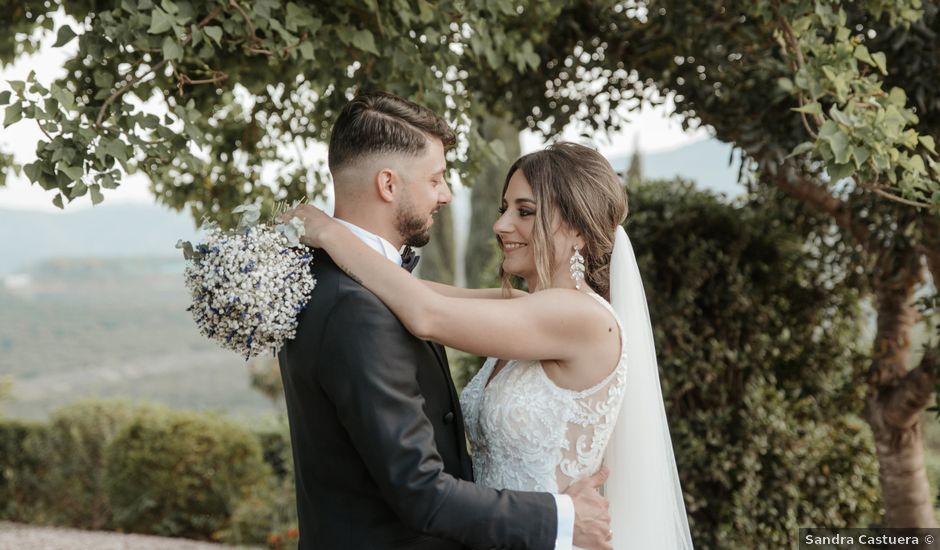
569, 245, 585, 290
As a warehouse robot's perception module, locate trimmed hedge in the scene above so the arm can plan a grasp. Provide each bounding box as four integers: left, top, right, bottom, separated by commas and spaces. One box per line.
0, 418, 49, 523
0, 400, 277, 543
40, 400, 154, 529
105, 407, 270, 539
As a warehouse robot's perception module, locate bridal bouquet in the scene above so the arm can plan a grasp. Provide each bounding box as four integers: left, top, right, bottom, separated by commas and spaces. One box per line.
176, 203, 316, 359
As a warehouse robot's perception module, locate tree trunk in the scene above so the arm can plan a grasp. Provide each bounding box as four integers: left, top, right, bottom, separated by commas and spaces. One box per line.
466, 114, 521, 289
770, 166, 939, 527
417, 204, 455, 284
863, 252, 935, 527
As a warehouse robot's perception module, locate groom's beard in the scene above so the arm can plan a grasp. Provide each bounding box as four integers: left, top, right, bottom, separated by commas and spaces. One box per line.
396, 197, 435, 248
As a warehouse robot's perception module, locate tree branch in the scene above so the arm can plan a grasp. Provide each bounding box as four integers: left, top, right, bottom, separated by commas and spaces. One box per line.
921, 215, 940, 289
881, 349, 939, 431
768, 163, 871, 245
95, 5, 225, 128
871, 185, 938, 210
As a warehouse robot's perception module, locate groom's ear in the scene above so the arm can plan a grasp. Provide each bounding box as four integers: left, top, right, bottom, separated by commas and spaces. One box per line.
375, 168, 398, 203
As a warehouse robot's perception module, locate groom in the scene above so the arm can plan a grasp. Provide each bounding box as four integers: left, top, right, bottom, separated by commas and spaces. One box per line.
279, 92, 611, 550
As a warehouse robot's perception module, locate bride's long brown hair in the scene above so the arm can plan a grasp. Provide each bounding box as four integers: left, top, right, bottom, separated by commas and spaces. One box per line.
499, 142, 628, 300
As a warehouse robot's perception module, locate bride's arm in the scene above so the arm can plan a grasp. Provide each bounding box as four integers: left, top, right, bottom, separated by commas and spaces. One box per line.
292, 207, 606, 361
421, 280, 525, 299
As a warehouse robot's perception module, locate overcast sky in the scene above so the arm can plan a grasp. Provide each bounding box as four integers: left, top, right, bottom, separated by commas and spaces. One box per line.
0, 17, 711, 213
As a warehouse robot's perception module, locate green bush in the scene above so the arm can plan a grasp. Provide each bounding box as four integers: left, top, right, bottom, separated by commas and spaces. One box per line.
0, 418, 49, 522
219, 421, 297, 548
220, 472, 298, 549
104, 407, 270, 540
38, 399, 154, 529
625, 181, 879, 548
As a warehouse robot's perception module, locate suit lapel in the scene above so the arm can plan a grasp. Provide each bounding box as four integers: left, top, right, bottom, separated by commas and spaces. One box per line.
425, 341, 473, 480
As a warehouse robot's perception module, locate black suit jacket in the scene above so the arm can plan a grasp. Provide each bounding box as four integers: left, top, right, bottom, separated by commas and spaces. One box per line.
278, 250, 557, 550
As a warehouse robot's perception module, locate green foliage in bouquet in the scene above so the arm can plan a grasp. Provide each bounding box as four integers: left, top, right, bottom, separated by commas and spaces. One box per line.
627, 180, 879, 548
105, 406, 270, 540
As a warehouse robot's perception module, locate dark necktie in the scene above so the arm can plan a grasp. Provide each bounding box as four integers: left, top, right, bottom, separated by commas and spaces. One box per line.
400, 246, 420, 273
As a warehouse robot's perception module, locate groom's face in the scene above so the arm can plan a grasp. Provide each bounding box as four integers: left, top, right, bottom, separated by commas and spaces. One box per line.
395, 137, 452, 247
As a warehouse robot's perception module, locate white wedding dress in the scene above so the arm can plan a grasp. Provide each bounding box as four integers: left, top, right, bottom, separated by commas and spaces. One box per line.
459, 291, 628, 497
460, 228, 694, 549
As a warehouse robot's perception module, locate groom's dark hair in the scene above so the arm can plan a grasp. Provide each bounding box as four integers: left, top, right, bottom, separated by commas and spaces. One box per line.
328, 92, 456, 174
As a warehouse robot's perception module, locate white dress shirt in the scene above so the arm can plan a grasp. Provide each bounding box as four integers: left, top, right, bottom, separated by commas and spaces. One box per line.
333, 217, 576, 550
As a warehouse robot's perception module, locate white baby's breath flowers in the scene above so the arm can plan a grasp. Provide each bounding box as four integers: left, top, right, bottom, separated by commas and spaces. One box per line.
177, 203, 316, 359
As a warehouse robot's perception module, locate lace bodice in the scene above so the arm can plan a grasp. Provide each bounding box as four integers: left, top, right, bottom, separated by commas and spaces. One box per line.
459, 292, 628, 494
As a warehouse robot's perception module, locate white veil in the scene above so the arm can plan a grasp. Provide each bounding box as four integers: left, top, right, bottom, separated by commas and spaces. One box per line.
604, 225, 694, 549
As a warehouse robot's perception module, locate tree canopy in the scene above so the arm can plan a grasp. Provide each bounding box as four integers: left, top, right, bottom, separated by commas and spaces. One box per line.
1, 0, 563, 224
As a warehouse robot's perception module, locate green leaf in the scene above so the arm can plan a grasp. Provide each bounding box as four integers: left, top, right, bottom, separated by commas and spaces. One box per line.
3, 103, 22, 127
52, 193, 64, 209
60, 164, 85, 181
104, 138, 130, 164
777, 77, 794, 93
204, 25, 223, 45
148, 8, 174, 34
852, 45, 874, 67
824, 129, 851, 164
827, 162, 855, 181
787, 141, 814, 158
68, 181, 88, 199
93, 71, 114, 90
907, 154, 926, 176
161, 0, 178, 14
871, 52, 887, 74
53, 25, 78, 48
792, 102, 822, 115
852, 146, 870, 168
888, 87, 906, 107
89, 184, 104, 205
350, 29, 379, 55
9, 80, 24, 94
100, 172, 118, 189
162, 36, 183, 60
187, 24, 201, 47
919, 135, 936, 155
23, 161, 41, 183
0, 91, 10, 105
299, 41, 314, 60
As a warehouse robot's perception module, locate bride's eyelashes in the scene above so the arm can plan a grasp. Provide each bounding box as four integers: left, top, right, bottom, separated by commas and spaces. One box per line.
496, 205, 535, 217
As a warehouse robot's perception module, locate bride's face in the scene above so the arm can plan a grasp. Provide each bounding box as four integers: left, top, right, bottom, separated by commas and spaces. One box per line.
494, 170, 577, 285
494, 170, 537, 279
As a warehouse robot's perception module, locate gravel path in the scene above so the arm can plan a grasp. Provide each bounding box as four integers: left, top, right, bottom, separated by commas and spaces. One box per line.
0, 522, 263, 550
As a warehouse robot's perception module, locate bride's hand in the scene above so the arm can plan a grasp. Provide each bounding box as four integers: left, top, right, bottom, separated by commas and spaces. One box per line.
278, 205, 335, 248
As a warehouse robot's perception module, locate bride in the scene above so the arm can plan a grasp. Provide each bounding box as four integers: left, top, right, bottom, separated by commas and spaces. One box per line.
286, 141, 694, 549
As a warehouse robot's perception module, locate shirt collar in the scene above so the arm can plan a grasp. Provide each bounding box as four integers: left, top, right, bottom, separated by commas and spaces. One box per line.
334, 218, 403, 266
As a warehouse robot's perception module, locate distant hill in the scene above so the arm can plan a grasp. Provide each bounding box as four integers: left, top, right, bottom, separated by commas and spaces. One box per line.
0, 203, 200, 274
608, 138, 745, 197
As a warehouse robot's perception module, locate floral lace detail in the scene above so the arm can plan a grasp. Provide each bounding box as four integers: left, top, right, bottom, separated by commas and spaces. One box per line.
459, 292, 628, 493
